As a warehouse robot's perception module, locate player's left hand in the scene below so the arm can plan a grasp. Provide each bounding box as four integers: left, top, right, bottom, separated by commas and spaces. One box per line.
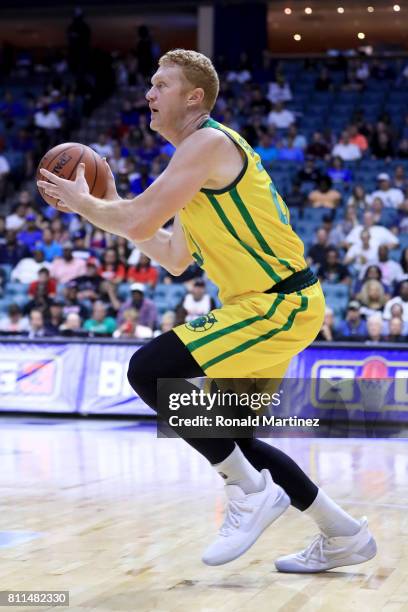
37, 163, 90, 213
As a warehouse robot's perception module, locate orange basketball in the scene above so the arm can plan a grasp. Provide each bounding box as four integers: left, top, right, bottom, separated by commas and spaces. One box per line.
36, 142, 108, 206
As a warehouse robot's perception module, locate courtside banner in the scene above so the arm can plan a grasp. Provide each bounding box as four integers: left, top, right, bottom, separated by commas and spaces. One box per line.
0, 340, 407, 418
0, 341, 151, 415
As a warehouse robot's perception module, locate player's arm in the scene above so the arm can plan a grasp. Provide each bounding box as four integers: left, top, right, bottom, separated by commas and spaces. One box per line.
37, 129, 225, 241
133, 214, 193, 276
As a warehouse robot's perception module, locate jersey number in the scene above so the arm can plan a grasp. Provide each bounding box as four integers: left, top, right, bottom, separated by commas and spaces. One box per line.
269, 182, 289, 225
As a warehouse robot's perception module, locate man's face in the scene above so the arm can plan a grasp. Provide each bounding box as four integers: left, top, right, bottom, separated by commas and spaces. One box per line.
146, 64, 196, 134
347, 308, 360, 322
400, 282, 408, 300
390, 318, 402, 336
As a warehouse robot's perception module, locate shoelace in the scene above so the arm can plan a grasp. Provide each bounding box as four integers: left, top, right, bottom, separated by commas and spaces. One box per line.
219, 498, 254, 537
302, 534, 327, 562
302, 533, 353, 562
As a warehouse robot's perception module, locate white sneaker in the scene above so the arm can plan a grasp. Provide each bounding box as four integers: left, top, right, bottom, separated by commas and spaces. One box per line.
202, 469, 290, 566
274, 517, 377, 573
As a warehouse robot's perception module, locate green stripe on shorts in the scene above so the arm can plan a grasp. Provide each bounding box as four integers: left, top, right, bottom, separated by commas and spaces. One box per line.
186, 294, 285, 353
201, 293, 309, 371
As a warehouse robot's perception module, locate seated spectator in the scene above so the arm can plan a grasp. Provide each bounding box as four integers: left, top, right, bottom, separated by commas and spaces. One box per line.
344, 229, 378, 273
0, 304, 30, 333
6, 203, 27, 231
354, 264, 391, 295
34, 100, 62, 130
59, 312, 85, 336
383, 280, 408, 321
329, 207, 359, 249
50, 243, 86, 284
113, 308, 153, 339
332, 131, 361, 162
346, 185, 370, 210
83, 301, 117, 335
371, 131, 394, 159
345, 211, 399, 251
127, 254, 158, 288
382, 304, 408, 336
327, 156, 352, 185
71, 229, 95, 261
129, 162, 155, 195
397, 138, 408, 159
315, 307, 338, 341
375, 245, 403, 287
267, 74, 292, 104
358, 279, 388, 318
17, 214, 43, 253
90, 133, 113, 158
307, 228, 333, 267
305, 132, 330, 160
11, 248, 50, 284
154, 310, 176, 337
249, 86, 272, 115
296, 157, 322, 189
62, 281, 89, 321
182, 279, 216, 322
98, 247, 126, 284
119, 282, 157, 329
383, 317, 406, 342
318, 247, 351, 285
75, 258, 103, 302
315, 68, 333, 91
45, 298, 65, 334
369, 173, 404, 209
137, 133, 160, 164
37, 227, 63, 261
347, 124, 368, 153
308, 176, 341, 209
337, 300, 367, 340
393, 165, 408, 192
267, 102, 294, 129
285, 124, 307, 150
27, 309, 53, 338
254, 131, 279, 164
364, 314, 383, 344
277, 136, 304, 162
108, 142, 128, 174
368, 197, 398, 228
284, 182, 305, 209
28, 267, 57, 299
0, 231, 30, 267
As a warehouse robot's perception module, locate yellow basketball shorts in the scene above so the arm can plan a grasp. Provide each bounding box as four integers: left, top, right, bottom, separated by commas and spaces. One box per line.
174, 282, 326, 379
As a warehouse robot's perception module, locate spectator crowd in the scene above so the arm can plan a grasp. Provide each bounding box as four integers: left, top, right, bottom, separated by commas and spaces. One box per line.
2, 45, 408, 342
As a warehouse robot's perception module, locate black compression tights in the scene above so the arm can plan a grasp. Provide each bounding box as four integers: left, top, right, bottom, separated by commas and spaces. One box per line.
127, 330, 318, 511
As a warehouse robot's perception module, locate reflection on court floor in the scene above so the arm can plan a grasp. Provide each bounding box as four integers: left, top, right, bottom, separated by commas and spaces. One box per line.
0, 418, 406, 611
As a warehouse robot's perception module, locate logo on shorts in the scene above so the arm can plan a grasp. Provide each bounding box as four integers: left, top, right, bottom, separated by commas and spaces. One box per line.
185, 313, 217, 333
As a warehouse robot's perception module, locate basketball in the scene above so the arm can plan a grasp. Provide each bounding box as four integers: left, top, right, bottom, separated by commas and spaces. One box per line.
36, 142, 108, 206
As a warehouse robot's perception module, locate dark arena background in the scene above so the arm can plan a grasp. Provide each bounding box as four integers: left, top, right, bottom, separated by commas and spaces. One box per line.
0, 1, 407, 610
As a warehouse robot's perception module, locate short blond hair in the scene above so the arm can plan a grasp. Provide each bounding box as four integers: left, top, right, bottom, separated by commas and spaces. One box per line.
158, 49, 219, 111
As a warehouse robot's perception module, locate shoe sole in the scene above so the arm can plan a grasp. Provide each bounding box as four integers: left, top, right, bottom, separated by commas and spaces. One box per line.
203, 487, 290, 566
275, 535, 377, 573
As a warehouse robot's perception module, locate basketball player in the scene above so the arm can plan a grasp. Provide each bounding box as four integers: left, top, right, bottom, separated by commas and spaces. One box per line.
38, 49, 377, 572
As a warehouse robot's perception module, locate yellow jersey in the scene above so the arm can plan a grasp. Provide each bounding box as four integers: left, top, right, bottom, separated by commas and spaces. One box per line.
179, 118, 307, 304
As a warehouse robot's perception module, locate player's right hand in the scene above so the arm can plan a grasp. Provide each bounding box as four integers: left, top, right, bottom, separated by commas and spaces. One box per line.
102, 159, 121, 200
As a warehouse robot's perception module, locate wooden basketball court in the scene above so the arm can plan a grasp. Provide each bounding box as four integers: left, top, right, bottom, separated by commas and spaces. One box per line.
0, 418, 406, 611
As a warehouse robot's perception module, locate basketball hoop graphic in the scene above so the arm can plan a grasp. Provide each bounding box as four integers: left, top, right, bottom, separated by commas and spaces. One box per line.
356, 358, 392, 412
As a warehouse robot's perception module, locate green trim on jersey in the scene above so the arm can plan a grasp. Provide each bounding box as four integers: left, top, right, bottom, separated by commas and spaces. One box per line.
200, 292, 309, 371
186, 294, 285, 353
206, 193, 282, 283
199, 119, 249, 195
229, 186, 296, 274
